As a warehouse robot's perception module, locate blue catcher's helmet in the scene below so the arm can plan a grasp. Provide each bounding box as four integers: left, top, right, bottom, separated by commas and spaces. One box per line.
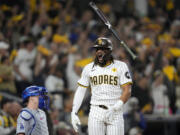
38, 86, 49, 110
22, 86, 50, 110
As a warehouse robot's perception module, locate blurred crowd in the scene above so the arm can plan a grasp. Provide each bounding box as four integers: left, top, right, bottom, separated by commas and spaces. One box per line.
0, 0, 180, 135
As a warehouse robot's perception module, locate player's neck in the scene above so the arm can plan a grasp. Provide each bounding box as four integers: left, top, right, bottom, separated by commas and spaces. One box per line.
100, 60, 112, 67
27, 102, 38, 110
105, 61, 112, 66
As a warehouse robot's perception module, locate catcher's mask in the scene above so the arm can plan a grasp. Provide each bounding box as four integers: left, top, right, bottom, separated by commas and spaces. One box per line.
92, 37, 113, 66
22, 86, 50, 110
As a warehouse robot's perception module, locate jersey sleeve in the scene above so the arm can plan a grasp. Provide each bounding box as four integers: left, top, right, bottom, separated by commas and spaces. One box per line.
77, 65, 90, 87
16, 111, 32, 134
119, 63, 133, 86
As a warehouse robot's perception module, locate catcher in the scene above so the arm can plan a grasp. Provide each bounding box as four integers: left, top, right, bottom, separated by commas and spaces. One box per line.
16, 86, 49, 135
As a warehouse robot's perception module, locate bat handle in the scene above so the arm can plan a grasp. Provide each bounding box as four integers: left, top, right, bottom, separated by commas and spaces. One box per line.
120, 41, 137, 60
110, 28, 137, 60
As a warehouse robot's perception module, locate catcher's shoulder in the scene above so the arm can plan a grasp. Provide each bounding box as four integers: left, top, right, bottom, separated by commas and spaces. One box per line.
19, 108, 33, 120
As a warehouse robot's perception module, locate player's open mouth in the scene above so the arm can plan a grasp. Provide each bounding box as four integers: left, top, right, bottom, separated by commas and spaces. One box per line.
98, 54, 104, 62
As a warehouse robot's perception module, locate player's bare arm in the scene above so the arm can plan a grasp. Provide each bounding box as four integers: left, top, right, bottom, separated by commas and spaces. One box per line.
105, 83, 132, 123
17, 133, 25, 135
120, 83, 132, 103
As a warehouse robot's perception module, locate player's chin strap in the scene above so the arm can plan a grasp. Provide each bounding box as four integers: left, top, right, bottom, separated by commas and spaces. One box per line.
20, 109, 36, 135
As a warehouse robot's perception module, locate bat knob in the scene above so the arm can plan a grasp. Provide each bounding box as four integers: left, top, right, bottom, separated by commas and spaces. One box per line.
132, 55, 138, 60
89, 1, 95, 7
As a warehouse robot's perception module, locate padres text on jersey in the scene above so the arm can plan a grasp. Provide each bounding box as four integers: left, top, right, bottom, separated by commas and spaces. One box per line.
78, 60, 132, 106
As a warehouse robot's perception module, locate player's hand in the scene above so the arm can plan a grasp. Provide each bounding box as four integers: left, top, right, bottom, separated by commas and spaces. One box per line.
71, 112, 81, 132
106, 107, 115, 121
106, 100, 124, 121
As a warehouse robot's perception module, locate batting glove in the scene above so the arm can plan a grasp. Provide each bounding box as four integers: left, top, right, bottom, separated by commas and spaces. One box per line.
71, 112, 81, 132
106, 100, 124, 121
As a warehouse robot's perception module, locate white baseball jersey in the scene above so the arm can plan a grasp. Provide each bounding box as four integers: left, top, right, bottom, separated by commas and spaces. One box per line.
78, 60, 132, 135
78, 60, 132, 106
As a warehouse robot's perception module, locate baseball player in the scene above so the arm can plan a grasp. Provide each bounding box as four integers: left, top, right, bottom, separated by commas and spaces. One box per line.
16, 86, 49, 135
71, 37, 132, 135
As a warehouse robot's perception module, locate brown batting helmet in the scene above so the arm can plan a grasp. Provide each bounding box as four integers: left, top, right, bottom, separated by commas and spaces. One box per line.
93, 37, 113, 51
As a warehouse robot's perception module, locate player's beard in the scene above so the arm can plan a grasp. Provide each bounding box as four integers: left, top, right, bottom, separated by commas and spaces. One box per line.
94, 51, 113, 67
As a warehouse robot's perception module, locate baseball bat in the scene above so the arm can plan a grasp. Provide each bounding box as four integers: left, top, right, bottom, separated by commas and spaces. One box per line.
89, 2, 137, 60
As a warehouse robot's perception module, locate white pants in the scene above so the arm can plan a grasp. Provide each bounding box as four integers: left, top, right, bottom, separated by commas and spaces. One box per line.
88, 105, 124, 135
